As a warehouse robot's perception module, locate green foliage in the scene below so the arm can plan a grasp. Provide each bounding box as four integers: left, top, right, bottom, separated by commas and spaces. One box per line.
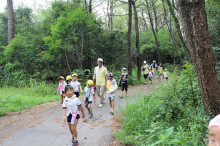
0, 83, 58, 116
114, 63, 208, 145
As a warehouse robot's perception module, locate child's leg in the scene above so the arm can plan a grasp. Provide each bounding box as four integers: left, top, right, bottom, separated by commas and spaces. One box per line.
125, 84, 128, 96
111, 99, 115, 110
71, 119, 79, 140
109, 99, 112, 107
88, 104, 92, 114
68, 122, 74, 136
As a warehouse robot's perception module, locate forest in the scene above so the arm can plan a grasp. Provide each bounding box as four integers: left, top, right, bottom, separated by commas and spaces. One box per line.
0, 0, 220, 145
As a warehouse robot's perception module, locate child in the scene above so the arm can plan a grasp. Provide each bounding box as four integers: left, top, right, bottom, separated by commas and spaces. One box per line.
158, 65, 163, 79
71, 74, 83, 98
119, 68, 128, 98
66, 75, 72, 84
208, 114, 220, 145
57, 76, 67, 104
164, 69, 169, 81
106, 72, 117, 115
148, 68, 153, 83
62, 85, 85, 145
83, 80, 95, 118
142, 61, 149, 84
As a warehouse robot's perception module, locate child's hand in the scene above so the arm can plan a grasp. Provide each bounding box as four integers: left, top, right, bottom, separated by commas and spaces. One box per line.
63, 116, 67, 122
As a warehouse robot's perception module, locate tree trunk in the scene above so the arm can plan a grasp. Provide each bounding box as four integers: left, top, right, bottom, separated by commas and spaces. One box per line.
166, 0, 191, 58
146, 0, 161, 63
110, 0, 114, 30
85, 0, 88, 10
7, 0, 14, 44
132, 1, 141, 80
127, 0, 132, 76
176, 0, 220, 116
152, 0, 158, 33
89, 0, 92, 13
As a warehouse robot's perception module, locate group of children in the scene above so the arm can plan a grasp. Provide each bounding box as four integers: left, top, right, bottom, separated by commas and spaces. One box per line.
142, 60, 169, 84
57, 68, 129, 145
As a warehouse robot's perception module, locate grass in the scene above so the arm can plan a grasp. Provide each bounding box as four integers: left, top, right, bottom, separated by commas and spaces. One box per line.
113, 64, 209, 145
0, 83, 59, 116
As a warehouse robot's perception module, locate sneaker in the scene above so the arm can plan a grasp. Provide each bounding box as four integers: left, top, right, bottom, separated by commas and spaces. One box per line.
61, 101, 63, 104
120, 96, 123, 99
109, 108, 112, 113
144, 82, 147, 84
89, 113, 93, 118
72, 137, 74, 143
72, 140, 79, 146
98, 104, 103, 107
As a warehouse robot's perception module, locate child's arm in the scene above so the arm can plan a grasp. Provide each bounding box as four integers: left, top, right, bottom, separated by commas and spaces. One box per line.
79, 85, 83, 93
62, 108, 67, 122
79, 106, 85, 119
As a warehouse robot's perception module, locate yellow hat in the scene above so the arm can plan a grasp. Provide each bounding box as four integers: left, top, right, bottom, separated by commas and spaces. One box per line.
66, 75, 72, 80
59, 76, 64, 80
165, 69, 168, 71
87, 80, 94, 86
72, 73, 78, 77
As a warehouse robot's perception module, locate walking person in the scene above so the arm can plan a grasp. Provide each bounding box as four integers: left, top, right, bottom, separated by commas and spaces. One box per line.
93, 58, 108, 108
151, 60, 158, 76
141, 61, 149, 84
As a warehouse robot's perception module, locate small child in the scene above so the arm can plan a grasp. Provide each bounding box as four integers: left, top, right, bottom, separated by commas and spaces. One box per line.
119, 68, 128, 98
71, 74, 83, 98
164, 69, 168, 81
83, 80, 95, 118
62, 85, 85, 145
106, 72, 117, 115
208, 114, 220, 145
66, 75, 72, 84
57, 76, 67, 104
158, 66, 163, 79
148, 68, 153, 83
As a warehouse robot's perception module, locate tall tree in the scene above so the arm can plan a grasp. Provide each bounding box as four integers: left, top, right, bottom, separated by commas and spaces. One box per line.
127, 0, 132, 76
176, 0, 220, 116
132, 0, 141, 80
166, 0, 190, 58
145, 0, 161, 62
89, 0, 92, 13
7, 0, 14, 44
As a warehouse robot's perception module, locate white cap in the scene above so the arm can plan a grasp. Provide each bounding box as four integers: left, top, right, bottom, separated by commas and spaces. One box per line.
122, 68, 126, 70
97, 58, 103, 62
144, 61, 147, 64
209, 114, 220, 129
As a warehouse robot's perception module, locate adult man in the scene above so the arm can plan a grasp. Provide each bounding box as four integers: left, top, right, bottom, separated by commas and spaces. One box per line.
94, 58, 108, 107
151, 60, 158, 75
141, 61, 149, 84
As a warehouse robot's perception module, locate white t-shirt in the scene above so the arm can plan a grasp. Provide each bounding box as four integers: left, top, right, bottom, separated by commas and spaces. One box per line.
84, 87, 95, 102
164, 72, 168, 77
62, 95, 81, 116
71, 80, 81, 92
59, 81, 67, 91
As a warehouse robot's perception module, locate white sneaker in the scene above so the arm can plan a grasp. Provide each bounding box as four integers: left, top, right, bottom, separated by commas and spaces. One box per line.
98, 104, 103, 107
144, 82, 147, 84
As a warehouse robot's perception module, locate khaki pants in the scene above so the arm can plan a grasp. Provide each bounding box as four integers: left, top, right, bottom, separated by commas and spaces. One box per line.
96, 85, 105, 104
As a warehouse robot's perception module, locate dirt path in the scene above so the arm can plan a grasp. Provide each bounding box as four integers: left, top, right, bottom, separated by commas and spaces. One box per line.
0, 83, 155, 146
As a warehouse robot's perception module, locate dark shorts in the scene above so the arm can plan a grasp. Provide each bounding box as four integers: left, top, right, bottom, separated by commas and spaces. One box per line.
67, 113, 80, 123
74, 92, 80, 97
144, 74, 148, 79
121, 83, 128, 91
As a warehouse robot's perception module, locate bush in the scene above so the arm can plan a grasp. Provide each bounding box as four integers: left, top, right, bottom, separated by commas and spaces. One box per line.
114, 63, 209, 145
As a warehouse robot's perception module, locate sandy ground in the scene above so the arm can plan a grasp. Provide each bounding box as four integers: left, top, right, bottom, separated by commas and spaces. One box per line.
0, 82, 155, 146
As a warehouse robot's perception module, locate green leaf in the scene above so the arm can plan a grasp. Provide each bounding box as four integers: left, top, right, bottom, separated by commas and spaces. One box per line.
164, 127, 174, 138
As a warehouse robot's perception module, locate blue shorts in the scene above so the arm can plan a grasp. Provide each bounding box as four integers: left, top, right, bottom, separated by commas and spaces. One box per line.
108, 96, 115, 100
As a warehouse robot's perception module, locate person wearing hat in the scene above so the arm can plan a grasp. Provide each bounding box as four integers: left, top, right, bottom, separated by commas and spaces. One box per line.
93, 58, 108, 107
151, 60, 158, 76
207, 114, 220, 145
57, 76, 67, 104
141, 61, 149, 84
163, 69, 168, 81
71, 74, 83, 98
119, 68, 129, 98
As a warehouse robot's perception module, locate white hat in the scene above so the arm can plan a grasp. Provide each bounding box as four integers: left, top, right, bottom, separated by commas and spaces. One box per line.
122, 68, 126, 71
144, 61, 147, 64
97, 58, 103, 62
209, 114, 220, 129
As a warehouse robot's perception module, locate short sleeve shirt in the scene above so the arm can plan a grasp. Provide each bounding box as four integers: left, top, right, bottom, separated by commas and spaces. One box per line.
71, 81, 80, 92
59, 81, 67, 91
107, 79, 117, 97
84, 87, 95, 102
62, 96, 81, 116
94, 66, 107, 86
121, 73, 128, 83
142, 65, 149, 74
